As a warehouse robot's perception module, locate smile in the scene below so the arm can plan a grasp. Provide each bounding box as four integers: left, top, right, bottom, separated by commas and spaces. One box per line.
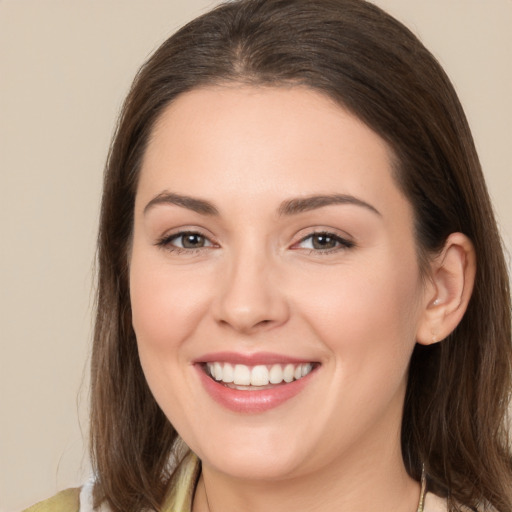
205, 362, 314, 388
194, 354, 320, 413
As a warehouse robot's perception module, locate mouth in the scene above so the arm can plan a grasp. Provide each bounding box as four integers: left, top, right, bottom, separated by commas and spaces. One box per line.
194, 355, 320, 413
203, 361, 316, 390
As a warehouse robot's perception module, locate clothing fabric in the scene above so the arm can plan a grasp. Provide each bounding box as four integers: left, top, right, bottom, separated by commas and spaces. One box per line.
23, 452, 448, 512
22, 488, 80, 512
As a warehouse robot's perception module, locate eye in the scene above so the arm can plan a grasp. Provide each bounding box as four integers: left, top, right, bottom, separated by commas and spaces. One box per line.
294, 232, 354, 252
157, 231, 214, 251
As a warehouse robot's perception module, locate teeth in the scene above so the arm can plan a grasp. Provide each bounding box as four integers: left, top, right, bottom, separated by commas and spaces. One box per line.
302, 363, 312, 377
269, 364, 283, 384
251, 365, 269, 386
283, 364, 295, 383
206, 362, 314, 387
233, 364, 251, 385
222, 363, 234, 383
213, 362, 223, 381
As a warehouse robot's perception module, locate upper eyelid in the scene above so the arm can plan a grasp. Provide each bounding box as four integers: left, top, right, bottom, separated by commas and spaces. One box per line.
157, 227, 216, 243
298, 231, 350, 241
293, 227, 354, 243
171, 232, 212, 243
294, 232, 354, 248
155, 231, 217, 255
155, 227, 354, 248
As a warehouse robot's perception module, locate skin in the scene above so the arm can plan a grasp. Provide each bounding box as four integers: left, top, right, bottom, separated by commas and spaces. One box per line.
129, 86, 472, 512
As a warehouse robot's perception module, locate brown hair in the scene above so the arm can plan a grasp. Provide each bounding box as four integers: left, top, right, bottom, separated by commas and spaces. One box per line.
90, 1, 512, 510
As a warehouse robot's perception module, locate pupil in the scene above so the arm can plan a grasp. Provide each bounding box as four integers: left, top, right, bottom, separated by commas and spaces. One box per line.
183, 234, 204, 248
313, 234, 335, 249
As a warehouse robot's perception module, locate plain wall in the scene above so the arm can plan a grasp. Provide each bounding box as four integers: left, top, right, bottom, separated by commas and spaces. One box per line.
1, 1, 510, 510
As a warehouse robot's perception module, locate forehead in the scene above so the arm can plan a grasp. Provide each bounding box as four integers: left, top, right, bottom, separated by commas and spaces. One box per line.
137, 85, 406, 219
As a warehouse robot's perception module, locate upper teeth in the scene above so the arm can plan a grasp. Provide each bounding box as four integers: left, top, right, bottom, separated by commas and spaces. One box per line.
206, 362, 313, 386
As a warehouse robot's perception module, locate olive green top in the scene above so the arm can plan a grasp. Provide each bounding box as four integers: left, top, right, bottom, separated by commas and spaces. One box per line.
22, 488, 80, 512
22, 452, 200, 512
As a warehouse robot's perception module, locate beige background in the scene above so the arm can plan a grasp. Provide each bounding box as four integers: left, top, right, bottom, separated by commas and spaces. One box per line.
1, 1, 510, 510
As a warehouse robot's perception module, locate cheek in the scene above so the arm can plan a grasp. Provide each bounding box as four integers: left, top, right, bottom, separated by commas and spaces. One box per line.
296, 253, 423, 376
128, 249, 215, 425
130, 255, 209, 350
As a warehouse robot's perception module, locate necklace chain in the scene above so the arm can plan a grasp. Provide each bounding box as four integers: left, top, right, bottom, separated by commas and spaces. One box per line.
416, 465, 427, 512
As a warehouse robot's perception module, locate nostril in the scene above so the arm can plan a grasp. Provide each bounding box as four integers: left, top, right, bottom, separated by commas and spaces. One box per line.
212, 276, 290, 333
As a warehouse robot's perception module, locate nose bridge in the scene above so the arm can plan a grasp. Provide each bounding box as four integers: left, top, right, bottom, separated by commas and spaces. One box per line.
213, 238, 289, 333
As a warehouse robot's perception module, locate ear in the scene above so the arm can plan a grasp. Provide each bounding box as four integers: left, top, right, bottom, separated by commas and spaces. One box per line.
416, 232, 476, 346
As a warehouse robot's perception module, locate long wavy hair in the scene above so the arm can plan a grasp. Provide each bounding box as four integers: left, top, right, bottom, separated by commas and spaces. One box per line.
90, 1, 512, 510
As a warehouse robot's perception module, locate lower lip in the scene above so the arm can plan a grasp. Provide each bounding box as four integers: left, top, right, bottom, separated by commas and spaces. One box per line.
195, 365, 316, 413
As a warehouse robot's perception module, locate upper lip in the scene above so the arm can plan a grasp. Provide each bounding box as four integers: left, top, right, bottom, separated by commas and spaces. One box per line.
193, 351, 317, 366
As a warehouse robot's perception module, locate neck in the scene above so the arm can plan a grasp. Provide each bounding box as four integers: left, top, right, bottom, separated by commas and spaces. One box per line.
193, 433, 420, 512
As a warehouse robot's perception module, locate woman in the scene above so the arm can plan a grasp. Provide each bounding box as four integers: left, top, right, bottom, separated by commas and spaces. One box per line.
26, 0, 511, 511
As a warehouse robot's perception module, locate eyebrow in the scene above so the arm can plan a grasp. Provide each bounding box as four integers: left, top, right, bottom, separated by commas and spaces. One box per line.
278, 194, 381, 217
143, 191, 380, 217
144, 191, 219, 216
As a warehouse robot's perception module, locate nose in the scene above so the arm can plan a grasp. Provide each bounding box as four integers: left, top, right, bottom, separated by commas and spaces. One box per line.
212, 249, 290, 334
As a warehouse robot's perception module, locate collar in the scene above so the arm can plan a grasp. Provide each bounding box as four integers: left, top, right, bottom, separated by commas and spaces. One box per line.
162, 451, 201, 512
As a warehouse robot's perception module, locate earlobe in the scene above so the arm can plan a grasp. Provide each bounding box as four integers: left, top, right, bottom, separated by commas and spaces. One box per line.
416, 232, 476, 346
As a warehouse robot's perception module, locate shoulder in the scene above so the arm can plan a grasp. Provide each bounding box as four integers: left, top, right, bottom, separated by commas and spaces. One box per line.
22, 488, 80, 512
21, 480, 104, 512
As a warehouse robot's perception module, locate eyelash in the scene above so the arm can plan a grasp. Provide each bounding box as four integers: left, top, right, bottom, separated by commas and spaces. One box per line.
293, 231, 355, 254
156, 230, 355, 255
156, 231, 215, 254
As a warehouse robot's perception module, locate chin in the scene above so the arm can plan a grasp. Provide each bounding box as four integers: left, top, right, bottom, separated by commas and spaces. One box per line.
201, 447, 308, 481
185, 425, 313, 481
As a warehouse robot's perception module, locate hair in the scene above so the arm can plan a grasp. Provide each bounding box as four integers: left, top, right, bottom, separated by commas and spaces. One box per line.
90, 1, 512, 511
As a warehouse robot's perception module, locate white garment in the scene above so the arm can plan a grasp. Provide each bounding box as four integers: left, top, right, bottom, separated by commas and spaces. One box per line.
79, 479, 109, 512
424, 492, 448, 512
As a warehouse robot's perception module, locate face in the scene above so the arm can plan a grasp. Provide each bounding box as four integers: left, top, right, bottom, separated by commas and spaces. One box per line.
130, 86, 430, 481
